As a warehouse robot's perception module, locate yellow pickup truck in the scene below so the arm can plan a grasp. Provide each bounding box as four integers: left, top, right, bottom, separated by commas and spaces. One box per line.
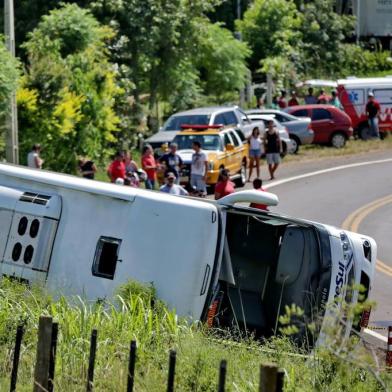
171, 125, 249, 187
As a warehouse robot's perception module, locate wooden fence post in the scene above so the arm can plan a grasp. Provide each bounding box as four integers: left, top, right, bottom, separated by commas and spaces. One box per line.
276, 368, 285, 392
10, 324, 24, 392
86, 329, 98, 392
48, 322, 59, 392
259, 363, 278, 392
127, 340, 137, 392
217, 360, 227, 392
167, 350, 176, 392
33, 316, 53, 392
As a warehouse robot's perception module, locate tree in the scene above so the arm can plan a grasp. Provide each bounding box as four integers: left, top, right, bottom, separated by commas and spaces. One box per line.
237, 0, 301, 73
296, 0, 356, 78
0, 39, 20, 116
195, 21, 250, 102
0, 39, 20, 156
18, 4, 121, 173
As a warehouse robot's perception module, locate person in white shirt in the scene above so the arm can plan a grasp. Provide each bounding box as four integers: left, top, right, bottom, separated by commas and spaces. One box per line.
160, 172, 188, 195
27, 144, 43, 169
247, 127, 262, 181
190, 141, 208, 196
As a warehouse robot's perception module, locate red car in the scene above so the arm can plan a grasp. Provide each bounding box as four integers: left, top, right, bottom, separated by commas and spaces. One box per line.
285, 105, 353, 148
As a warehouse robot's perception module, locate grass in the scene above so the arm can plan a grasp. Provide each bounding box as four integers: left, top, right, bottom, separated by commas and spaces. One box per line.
285, 136, 392, 164
0, 279, 390, 391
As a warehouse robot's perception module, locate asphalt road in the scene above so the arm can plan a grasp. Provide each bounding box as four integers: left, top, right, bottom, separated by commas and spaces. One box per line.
241, 150, 392, 332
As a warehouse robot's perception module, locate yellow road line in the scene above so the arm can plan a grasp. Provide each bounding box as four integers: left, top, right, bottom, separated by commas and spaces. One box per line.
342, 195, 392, 277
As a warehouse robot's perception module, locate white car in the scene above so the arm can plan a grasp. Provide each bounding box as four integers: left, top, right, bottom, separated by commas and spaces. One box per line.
0, 164, 375, 347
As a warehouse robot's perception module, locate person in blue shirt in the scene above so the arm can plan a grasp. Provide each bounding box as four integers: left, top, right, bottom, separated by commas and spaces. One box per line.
159, 143, 183, 184
160, 172, 188, 195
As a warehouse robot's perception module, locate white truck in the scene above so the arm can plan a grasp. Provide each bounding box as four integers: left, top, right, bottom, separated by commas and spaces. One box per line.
0, 164, 376, 345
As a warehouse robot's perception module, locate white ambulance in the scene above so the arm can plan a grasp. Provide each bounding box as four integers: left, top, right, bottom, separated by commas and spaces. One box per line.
0, 164, 376, 346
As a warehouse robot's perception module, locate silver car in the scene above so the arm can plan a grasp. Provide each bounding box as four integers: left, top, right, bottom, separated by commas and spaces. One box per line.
246, 109, 314, 153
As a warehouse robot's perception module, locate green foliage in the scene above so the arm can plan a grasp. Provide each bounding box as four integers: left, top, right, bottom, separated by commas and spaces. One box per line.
18, 4, 121, 173
237, 0, 301, 72
0, 279, 390, 390
0, 39, 20, 116
195, 21, 250, 102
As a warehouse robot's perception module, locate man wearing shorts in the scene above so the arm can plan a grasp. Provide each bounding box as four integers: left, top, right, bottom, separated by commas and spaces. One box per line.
190, 141, 208, 196
264, 120, 282, 180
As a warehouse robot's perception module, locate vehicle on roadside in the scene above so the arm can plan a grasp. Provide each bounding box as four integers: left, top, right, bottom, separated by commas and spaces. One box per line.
246, 114, 296, 155
0, 164, 376, 347
145, 106, 264, 151
245, 109, 314, 153
285, 105, 353, 148
298, 77, 392, 140
172, 125, 248, 188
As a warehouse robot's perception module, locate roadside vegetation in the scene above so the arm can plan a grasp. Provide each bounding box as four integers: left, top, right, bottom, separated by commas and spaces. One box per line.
0, 279, 390, 391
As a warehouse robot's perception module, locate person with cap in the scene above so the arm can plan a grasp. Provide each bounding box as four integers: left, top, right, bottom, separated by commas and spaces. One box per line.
288, 91, 299, 107
27, 144, 44, 169
366, 92, 381, 138
160, 172, 188, 195
159, 142, 183, 184
277, 90, 288, 109
214, 169, 235, 200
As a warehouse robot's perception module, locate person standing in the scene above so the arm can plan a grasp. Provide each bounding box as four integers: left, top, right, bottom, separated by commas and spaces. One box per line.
366, 92, 381, 138
250, 178, 268, 211
190, 141, 208, 196
141, 145, 158, 190
247, 127, 263, 181
288, 91, 299, 106
329, 90, 343, 110
27, 144, 43, 169
78, 157, 97, 179
123, 150, 138, 174
304, 87, 317, 104
214, 169, 235, 200
277, 90, 288, 109
159, 143, 183, 184
317, 89, 328, 104
160, 172, 188, 195
264, 120, 282, 180
107, 151, 126, 183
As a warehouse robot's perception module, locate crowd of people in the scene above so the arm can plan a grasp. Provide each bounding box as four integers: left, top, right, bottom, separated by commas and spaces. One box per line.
262, 87, 344, 110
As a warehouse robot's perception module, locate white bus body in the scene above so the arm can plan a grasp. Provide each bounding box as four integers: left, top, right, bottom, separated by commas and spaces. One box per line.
0, 164, 376, 345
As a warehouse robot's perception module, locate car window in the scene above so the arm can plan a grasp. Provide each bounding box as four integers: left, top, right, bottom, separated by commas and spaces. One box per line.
229, 131, 240, 147
237, 109, 251, 124
274, 114, 287, 122
213, 113, 226, 125
373, 89, 392, 104
291, 109, 308, 117
235, 129, 246, 142
224, 132, 233, 146
312, 109, 332, 121
173, 134, 223, 151
164, 115, 210, 130
223, 111, 238, 125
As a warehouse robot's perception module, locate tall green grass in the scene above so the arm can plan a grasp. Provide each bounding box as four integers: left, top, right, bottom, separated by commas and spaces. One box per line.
0, 279, 390, 391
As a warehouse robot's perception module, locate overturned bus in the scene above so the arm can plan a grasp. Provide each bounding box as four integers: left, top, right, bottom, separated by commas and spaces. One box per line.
0, 164, 375, 345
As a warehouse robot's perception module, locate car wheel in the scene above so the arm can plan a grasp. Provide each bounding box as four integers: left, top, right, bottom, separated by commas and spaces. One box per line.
289, 135, 300, 154
359, 125, 372, 140
331, 132, 346, 148
235, 160, 247, 187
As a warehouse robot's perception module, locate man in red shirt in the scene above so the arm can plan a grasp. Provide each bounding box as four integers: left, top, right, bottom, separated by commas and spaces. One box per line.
107, 151, 126, 183
366, 92, 381, 138
214, 169, 235, 200
250, 178, 268, 211
288, 91, 299, 106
